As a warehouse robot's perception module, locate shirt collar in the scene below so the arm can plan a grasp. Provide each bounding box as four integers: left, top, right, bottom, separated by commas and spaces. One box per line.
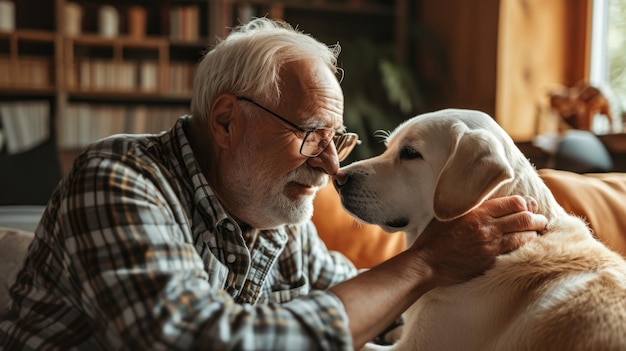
170, 115, 289, 247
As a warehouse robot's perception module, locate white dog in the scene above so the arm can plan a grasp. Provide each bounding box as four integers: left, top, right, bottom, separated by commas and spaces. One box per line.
335, 109, 626, 351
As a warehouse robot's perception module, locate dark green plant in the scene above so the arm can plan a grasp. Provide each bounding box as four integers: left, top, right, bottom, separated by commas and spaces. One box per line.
339, 38, 424, 163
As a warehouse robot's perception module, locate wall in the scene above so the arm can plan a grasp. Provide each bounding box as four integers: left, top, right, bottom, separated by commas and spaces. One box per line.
496, 0, 590, 140
416, 0, 501, 115
417, 0, 591, 141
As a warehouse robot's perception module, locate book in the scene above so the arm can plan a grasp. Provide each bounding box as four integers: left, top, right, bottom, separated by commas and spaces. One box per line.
139, 61, 158, 91
98, 5, 119, 38
127, 6, 147, 39
170, 5, 199, 41
0, 0, 15, 32
64, 2, 82, 36
0, 101, 50, 154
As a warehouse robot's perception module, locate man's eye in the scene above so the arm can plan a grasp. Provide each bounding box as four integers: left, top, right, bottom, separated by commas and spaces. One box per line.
399, 147, 423, 160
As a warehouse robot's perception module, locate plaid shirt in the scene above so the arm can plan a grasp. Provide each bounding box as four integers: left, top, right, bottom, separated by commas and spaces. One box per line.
0, 115, 357, 351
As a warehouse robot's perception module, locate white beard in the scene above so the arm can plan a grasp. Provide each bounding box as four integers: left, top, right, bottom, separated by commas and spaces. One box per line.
223, 142, 328, 228
268, 165, 328, 226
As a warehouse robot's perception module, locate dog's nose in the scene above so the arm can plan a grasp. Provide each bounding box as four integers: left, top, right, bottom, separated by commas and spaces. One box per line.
333, 170, 350, 188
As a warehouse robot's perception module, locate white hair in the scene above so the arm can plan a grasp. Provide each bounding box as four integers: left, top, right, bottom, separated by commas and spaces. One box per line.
191, 17, 342, 121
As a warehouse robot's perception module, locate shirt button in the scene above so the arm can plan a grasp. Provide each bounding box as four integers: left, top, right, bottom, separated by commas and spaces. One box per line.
226, 254, 236, 263
225, 222, 235, 231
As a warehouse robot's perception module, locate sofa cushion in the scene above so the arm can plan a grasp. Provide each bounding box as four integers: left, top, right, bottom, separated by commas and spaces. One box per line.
0, 227, 34, 319
538, 168, 626, 255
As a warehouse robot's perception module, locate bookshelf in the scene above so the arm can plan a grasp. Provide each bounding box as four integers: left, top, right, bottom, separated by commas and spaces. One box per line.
0, 0, 406, 171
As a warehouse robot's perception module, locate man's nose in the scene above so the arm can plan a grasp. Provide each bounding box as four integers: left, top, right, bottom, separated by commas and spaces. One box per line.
306, 143, 339, 176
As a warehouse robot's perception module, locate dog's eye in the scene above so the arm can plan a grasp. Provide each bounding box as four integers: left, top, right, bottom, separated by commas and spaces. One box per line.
400, 147, 423, 160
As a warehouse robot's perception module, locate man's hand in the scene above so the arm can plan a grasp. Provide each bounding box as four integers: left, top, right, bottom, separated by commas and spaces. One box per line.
410, 195, 548, 287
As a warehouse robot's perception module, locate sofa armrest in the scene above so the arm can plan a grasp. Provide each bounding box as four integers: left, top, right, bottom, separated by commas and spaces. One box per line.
0, 227, 34, 319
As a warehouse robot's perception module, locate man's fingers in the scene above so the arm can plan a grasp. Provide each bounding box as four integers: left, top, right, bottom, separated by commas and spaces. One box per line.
499, 210, 548, 235
481, 196, 547, 235
522, 196, 538, 213
482, 195, 538, 218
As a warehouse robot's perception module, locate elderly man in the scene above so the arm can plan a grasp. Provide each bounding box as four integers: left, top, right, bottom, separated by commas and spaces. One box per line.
0, 18, 546, 350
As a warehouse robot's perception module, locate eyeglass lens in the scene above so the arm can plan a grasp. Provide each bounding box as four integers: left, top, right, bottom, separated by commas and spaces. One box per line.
300, 130, 359, 162
335, 133, 359, 161
300, 129, 334, 157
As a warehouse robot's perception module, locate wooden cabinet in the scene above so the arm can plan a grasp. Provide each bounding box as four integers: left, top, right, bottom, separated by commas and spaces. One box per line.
0, 0, 405, 169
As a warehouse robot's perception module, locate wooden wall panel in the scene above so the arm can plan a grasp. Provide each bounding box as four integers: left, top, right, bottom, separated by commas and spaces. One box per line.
419, 0, 501, 115
419, 0, 590, 141
496, 0, 590, 141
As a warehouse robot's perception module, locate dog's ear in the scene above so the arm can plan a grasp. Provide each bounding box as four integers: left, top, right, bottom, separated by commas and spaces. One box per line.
433, 123, 514, 221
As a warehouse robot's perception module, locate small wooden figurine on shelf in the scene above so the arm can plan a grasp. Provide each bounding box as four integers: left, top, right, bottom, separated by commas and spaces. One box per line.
537, 81, 616, 173
548, 80, 614, 132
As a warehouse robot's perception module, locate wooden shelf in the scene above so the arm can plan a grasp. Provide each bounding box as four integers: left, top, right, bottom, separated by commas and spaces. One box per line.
67, 34, 168, 48
168, 38, 210, 47
0, 86, 57, 96
239, 0, 394, 15
0, 30, 57, 42
67, 89, 191, 103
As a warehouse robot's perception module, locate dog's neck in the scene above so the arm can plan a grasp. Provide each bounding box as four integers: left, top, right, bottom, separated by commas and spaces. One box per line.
494, 152, 567, 223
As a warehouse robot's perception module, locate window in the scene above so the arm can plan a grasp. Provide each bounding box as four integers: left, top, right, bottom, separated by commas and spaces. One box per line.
590, 0, 626, 133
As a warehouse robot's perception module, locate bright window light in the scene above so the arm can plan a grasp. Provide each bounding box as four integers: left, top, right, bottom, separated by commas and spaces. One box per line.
590, 0, 626, 133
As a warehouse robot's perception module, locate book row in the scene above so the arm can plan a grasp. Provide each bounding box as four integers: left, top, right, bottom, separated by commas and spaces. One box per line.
58, 104, 188, 149
0, 57, 196, 94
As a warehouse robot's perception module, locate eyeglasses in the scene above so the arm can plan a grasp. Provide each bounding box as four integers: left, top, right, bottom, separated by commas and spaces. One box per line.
236, 96, 360, 162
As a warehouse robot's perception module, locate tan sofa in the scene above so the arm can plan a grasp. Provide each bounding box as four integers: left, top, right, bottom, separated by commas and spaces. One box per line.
2, 169, 626, 319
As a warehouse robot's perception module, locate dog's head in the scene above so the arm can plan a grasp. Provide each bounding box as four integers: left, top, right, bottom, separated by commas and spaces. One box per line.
334, 109, 517, 241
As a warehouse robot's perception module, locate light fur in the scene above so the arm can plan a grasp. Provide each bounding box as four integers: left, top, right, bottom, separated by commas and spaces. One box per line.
336, 109, 626, 351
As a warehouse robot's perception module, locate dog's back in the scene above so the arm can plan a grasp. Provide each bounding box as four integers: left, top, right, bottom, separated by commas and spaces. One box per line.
400, 214, 626, 351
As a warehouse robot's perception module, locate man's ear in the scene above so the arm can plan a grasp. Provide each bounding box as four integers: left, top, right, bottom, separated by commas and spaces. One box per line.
209, 94, 238, 149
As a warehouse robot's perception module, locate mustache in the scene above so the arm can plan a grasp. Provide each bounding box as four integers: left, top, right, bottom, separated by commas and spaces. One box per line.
287, 165, 328, 188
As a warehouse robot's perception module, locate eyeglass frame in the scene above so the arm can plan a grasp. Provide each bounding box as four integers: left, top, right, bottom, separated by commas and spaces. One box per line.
235, 96, 359, 161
